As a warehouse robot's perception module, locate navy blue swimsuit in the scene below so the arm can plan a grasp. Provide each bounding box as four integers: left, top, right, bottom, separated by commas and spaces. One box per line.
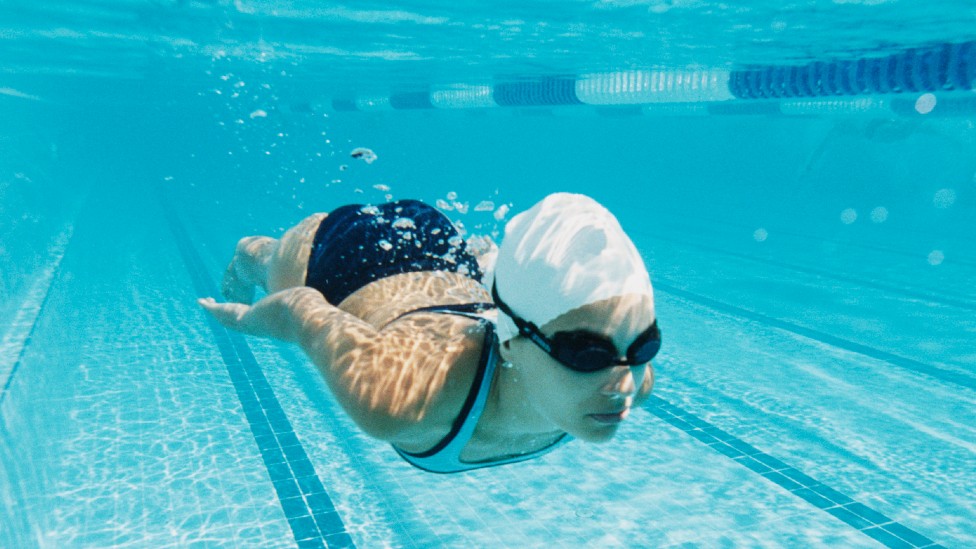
305, 199, 483, 306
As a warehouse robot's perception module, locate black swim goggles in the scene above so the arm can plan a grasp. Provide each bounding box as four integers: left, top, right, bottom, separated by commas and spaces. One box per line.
491, 282, 661, 373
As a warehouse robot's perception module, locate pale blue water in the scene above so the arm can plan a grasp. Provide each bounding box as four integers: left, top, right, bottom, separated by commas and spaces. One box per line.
2, 1, 975, 547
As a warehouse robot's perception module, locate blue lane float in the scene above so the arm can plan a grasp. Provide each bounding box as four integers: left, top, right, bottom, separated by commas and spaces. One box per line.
728, 41, 976, 99
389, 92, 434, 110
492, 78, 582, 106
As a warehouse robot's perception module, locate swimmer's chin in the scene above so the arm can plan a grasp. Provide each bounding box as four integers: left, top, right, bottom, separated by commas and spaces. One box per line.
571, 425, 622, 444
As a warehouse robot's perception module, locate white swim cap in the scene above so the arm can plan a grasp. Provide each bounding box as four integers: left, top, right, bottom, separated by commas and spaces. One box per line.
489, 192, 653, 343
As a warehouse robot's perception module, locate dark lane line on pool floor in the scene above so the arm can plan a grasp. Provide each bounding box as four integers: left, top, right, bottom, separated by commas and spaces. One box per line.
654, 281, 976, 392
0, 225, 76, 406
643, 396, 943, 549
159, 195, 355, 549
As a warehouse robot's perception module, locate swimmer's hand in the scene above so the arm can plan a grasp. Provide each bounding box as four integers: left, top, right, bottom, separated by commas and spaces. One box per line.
197, 287, 325, 341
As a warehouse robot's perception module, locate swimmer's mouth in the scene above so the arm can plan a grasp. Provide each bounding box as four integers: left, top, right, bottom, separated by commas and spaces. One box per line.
589, 408, 630, 424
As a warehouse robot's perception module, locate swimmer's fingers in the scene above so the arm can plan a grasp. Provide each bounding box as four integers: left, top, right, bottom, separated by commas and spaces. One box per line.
197, 297, 251, 332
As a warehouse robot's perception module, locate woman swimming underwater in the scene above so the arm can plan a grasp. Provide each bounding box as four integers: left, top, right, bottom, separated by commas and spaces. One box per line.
199, 192, 661, 473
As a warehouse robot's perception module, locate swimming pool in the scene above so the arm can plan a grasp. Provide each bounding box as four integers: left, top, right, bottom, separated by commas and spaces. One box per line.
2, 1, 974, 547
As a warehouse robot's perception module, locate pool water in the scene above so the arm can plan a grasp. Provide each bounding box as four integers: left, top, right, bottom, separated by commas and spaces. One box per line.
2, 1, 974, 547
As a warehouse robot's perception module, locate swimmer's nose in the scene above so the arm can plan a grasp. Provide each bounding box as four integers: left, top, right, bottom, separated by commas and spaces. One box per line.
601, 366, 637, 400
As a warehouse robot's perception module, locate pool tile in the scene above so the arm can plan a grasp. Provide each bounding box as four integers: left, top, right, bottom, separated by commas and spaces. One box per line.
826, 506, 873, 529
297, 475, 327, 496
809, 484, 854, 505
242, 405, 267, 424
266, 461, 292, 480
290, 458, 316, 477
762, 471, 803, 491
260, 447, 286, 466
277, 431, 302, 448
792, 488, 834, 509
272, 478, 302, 500
280, 496, 310, 518
287, 515, 321, 541
686, 428, 713, 442
254, 434, 278, 452
779, 467, 818, 488
846, 501, 892, 525
683, 415, 711, 429
752, 453, 788, 471
862, 527, 914, 549
714, 443, 744, 459
324, 532, 355, 548
726, 439, 762, 456
734, 455, 771, 474
883, 522, 937, 547
249, 420, 272, 437
313, 511, 345, 534
306, 492, 337, 514
702, 426, 736, 441
284, 444, 311, 462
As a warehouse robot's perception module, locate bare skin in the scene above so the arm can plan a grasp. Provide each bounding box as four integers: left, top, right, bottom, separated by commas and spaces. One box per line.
200, 213, 656, 465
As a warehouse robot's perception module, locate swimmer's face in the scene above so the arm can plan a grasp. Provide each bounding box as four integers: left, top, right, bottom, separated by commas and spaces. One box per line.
505, 293, 656, 443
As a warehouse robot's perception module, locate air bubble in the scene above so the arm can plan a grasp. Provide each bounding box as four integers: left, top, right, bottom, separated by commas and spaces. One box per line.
870, 207, 888, 223
392, 217, 417, 230
494, 204, 510, 221
753, 228, 768, 242
840, 208, 858, 224
933, 188, 956, 208
915, 93, 937, 115
928, 250, 944, 266
350, 147, 377, 164
475, 200, 495, 212
446, 191, 458, 200
378, 240, 393, 251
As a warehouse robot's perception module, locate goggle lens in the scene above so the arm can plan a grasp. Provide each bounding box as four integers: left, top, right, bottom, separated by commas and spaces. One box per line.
552, 322, 661, 373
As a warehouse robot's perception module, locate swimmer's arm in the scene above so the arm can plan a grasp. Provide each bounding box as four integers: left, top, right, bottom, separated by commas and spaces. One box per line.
198, 288, 455, 441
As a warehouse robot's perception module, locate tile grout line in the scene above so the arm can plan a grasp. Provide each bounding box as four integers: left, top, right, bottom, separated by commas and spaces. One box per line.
643, 395, 944, 549
158, 193, 355, 549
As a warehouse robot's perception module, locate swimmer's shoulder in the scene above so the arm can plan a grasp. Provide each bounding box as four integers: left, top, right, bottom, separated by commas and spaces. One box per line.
382, 310, 493, 453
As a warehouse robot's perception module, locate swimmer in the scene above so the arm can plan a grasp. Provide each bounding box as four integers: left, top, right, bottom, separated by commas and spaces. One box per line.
199, 193, 660, 473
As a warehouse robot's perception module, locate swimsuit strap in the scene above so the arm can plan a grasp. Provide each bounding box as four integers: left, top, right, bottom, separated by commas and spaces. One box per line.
384, 302, 496, 326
